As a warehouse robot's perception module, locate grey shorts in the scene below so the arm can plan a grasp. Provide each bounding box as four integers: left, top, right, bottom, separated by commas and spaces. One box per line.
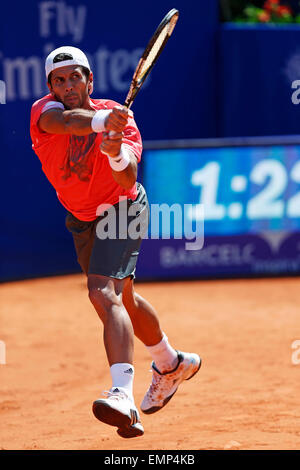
65, 183, 149, 279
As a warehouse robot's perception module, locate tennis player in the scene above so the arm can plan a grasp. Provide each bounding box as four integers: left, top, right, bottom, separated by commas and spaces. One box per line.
30, 46, 201, 439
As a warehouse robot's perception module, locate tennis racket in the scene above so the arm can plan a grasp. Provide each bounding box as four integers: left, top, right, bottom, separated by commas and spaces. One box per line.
105, 9, 179, 145
123, 8, 179, 109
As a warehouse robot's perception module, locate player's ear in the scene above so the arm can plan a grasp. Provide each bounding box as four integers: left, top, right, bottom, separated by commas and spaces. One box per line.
88, 71, 93, 95
47, 81, 54, 95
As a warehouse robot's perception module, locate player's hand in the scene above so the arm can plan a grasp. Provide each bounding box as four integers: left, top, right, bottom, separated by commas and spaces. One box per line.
104, 106, 129, 133
100, 131, 123, 157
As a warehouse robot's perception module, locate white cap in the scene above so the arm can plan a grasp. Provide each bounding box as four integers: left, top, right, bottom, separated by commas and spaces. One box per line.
45, 46, 90, 79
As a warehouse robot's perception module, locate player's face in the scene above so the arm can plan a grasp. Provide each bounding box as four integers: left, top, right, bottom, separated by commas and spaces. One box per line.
48, 65, 93, 109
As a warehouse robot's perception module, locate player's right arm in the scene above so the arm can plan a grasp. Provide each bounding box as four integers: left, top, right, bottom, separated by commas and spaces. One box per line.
38, 108, 96, 136
38, 106, 129, 136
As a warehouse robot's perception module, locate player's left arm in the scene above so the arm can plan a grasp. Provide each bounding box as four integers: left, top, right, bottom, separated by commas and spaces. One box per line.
101, 131, 138, 190
100, 107, 142, 190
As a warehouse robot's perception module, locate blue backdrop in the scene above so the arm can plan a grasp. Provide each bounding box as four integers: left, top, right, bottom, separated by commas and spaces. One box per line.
0, 0, 218, 281
3, 2, 300, 282
218, 23, 300, 137
137, 140, 300, 280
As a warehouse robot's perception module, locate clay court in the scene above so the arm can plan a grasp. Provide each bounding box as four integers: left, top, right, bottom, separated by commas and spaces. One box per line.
1, 274, 300, 450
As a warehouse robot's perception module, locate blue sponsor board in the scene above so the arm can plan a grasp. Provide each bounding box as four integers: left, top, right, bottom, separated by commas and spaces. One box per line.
135, 139, 300, 279
218, 24, 300, 138
0, 0, 218, 282
0, 0, 218, 140
136, 233, 300, 279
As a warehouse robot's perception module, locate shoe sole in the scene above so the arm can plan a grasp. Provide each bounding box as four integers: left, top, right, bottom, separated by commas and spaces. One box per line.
117, 425, 144, 439
93, 401, 144, 439
142, 355, 202, 415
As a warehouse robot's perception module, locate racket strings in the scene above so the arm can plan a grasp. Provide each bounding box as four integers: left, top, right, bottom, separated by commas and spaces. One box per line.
124, 9, 179, 108
138, 24, 170, 80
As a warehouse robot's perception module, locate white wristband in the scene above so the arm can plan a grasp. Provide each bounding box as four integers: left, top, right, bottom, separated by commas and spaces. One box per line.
91, 109, 111, 132
107, 145, 131, 172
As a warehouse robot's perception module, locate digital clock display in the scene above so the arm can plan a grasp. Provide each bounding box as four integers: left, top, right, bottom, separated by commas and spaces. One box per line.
142, 145, 300, 236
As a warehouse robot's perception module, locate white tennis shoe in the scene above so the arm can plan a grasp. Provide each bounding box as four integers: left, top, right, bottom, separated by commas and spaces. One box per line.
141, 351, 202, 414
92, 387, 144, 438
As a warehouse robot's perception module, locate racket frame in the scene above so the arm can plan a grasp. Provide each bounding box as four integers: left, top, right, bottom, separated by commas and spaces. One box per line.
123, 8, 179, 109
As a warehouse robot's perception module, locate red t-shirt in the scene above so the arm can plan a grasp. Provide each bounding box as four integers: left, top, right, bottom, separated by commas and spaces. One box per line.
30, 95, 142, 221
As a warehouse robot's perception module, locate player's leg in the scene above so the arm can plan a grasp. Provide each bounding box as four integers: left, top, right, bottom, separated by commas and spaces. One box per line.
122, 277, 202, 414
88, 273, 143, 438
123, 277, 178, 369
65, 209, 144, 437
122, 277, 183, 372
122, 277, 163, 346
88, 273, 134, 365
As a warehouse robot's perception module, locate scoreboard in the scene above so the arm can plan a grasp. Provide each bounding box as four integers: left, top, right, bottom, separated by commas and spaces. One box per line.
136, 137, 300, 279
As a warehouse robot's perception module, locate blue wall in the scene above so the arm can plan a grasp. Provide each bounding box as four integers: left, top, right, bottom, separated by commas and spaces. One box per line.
3, 2, 300, 282
0, 0, 219, 281
218, 23, 300, 137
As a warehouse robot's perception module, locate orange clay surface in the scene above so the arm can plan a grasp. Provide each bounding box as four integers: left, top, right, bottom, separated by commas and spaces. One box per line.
0, 274, 300, 450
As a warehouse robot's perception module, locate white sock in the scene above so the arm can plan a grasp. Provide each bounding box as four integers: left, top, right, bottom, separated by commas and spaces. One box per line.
110, 363, 134, 400
146, 333, 178, 373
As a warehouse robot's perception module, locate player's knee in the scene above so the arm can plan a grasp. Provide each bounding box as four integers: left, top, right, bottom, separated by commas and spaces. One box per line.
88, 285, 119, 310
87, 278, 122, 313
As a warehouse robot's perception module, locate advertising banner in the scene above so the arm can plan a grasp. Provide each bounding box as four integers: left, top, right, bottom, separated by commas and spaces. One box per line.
0, 0, 218, 282
136, 140, 300, 279
218, 24, 300, 137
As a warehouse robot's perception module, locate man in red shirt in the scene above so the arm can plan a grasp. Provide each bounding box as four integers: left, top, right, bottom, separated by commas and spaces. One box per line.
30, 46, 201, 439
